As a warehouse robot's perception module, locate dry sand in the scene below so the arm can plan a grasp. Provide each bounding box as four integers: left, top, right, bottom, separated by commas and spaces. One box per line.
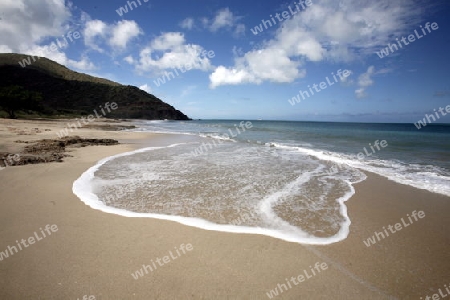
0, 119, 449, 299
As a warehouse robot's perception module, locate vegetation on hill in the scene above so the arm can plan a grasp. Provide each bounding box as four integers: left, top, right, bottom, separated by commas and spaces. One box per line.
0, 53, 190, 120
0, 85, 43, 118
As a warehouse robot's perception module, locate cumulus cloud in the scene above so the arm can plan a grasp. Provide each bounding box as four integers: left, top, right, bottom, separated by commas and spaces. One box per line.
0, 0, 94, 70
209, 8, 236, 31
110, 20, 142, 49
355, 66, 375, 98
83, 19, 142, 52
210, 48, 303, 88
0, 0, 71, 51
124, 55, 134, 64
180, 18, 195, 30
139, 84, 152, 93
202, 8, 245, 35
21, 44, 95, 70
210, 0, 425, 88
150, 32, 185, 50
0, 45, 13, 53
127, 32, 214, 75
340, 70, 354, 86
233, 24, 246, 38
84, 20, 108, 52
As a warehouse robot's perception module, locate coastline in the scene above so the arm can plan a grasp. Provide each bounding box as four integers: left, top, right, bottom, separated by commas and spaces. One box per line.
0, 119, 449, 299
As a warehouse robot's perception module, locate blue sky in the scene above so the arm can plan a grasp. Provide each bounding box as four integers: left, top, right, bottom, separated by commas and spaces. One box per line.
1, 0, 450, 122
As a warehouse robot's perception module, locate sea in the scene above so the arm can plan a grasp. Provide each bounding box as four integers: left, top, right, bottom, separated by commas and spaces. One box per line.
73, 120, 450, 245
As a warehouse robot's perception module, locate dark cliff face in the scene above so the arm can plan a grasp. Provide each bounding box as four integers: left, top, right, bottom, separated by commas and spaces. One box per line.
0, 54, 190, 120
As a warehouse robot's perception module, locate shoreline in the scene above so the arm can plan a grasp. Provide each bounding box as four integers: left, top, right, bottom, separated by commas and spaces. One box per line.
1, 119, 449, 299
72, 138, 350, 246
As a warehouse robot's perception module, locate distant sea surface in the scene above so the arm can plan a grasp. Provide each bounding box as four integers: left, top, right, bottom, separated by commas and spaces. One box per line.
73, 120, 450, 244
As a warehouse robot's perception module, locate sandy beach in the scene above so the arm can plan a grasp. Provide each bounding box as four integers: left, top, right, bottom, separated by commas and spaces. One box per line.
0, 119, 449, 300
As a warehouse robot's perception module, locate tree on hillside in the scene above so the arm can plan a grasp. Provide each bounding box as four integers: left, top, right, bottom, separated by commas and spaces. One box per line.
0, 86, 43, 118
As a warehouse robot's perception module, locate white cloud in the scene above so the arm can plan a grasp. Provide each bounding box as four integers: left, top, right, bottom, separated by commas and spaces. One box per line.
209, 66, 252, 87
202, 8, 246, 36
130, 32, 214, 75
234, 24, 246, 38
0, 45, 13, 53
210, 0, 424, 88
124, 55, 134, 64
210, 48, 303, 88
340, 70, 354, 86
0, 0, 71, 51
84, 19, 142, 52
150, 32, 185, 50
16, 43, 95, 71
110, 20, 142, 49
21, 44, 95, 70
139, 84, 152, 93
355, 88, 365, 99
355, 66, 375, 98
358, 66, 375, 87
180, 18, 195, 30
0, 0, 95, 71
210, 8, 235, 31
84, 20, 108, 52
68, 56, 96, 70
200, 17, 209, 28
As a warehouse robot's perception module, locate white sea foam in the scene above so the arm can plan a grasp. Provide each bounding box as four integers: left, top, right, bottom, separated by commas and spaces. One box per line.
198, 133, 237, 142
73, 142, 363, 245
270, 143, 450, 197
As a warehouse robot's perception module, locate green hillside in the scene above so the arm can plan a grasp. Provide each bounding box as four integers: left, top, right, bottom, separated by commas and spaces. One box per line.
0, 53, 190, 120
